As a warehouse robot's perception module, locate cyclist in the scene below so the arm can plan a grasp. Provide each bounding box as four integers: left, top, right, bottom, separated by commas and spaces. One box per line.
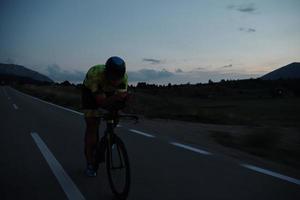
82, 56, 128, 177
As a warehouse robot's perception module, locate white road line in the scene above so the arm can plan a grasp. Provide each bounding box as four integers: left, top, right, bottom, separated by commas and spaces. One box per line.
1, 87, 4, 97
10, 87, 83, 116
170, 142, 212, 155
129, 129, 155, 138
2, 87, 7, 96
31, 132, 85, 200
2, 87, 10, 100
13, 104, 18, 110
241, 164, 300, 186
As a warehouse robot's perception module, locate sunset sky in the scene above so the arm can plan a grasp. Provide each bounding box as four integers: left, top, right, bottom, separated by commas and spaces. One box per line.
1, 0, 299, 83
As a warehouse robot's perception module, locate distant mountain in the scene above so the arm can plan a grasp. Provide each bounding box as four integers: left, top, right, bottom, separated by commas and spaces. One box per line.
0, 63, 53, 83
261, 62, 300, 80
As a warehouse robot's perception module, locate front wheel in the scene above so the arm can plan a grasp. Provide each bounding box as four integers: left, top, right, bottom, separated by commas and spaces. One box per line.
106, 136, 130, 199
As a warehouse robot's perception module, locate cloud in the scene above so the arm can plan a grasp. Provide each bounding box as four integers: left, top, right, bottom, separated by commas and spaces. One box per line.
42, 65, 173, 83
175, 68, 184, 73
221, 64, 233, 68
194, 67, 207, 71
127, 68, 173, 82
5, 58, 15, 64
141, 71, 259, 85
142, 58, 162, 64
227, 3, 257, 13
239, 27, 256, 33
237, 3, 256, 13
126, 67, 260, 85
45, 64, 85, 82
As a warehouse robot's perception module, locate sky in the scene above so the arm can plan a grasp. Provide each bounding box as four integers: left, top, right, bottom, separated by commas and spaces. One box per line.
1, 0, 299, 84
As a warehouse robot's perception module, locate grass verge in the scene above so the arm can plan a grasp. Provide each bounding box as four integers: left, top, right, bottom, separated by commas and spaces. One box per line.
211, 128, 300, 168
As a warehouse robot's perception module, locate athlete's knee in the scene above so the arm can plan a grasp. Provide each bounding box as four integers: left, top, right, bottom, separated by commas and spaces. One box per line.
85, 117, 100, 134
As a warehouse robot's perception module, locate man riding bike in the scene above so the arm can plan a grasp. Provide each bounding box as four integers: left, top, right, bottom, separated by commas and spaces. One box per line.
82, 56, 128, 177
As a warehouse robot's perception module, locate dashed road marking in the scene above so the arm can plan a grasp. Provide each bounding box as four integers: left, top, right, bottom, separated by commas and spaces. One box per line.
170, 142, 212, 155
241, 164, 300, 186
31, 132, 85, 200
13, 104, 18, 110
2, 87, 10, 100
129, 129, 155, 138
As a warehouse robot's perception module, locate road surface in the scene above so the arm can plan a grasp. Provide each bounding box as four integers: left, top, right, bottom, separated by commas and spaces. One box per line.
0, 85, 299, 200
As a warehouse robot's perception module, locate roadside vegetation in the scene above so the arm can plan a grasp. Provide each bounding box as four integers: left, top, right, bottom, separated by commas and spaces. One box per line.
211, 128, 300, 168
12, 78, 300, 168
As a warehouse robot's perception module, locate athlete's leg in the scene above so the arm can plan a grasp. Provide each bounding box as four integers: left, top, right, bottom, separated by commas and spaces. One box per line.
84, 116, 100, 166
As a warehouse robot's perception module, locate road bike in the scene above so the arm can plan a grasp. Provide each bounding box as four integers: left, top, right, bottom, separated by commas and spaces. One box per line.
94, 111, 138, 199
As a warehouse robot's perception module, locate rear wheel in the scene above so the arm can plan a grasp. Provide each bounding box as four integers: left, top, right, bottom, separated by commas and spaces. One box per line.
106, 136, 130, 199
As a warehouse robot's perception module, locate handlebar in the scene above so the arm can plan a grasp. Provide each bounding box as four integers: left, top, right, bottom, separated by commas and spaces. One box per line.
118, 114, 139, 123
99, 112, 139, 124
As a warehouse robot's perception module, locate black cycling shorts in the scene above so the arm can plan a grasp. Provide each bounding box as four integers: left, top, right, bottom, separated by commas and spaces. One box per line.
81, 85, 98, 109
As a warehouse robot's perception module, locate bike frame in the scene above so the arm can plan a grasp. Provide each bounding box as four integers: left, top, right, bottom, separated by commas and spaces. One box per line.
97, 111, 138, 198
103, 117, 122, 169
101, 112, 138, 168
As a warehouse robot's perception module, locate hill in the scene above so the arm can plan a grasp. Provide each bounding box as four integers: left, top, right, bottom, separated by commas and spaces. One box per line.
261, 62, 300, 80
0, 63, 53, 83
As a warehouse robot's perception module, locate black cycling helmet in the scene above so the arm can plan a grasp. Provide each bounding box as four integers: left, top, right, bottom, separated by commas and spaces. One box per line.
105, 56, 126, 81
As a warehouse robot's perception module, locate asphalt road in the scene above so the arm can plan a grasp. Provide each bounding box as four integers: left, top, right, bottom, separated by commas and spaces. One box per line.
0, 85, 299, 200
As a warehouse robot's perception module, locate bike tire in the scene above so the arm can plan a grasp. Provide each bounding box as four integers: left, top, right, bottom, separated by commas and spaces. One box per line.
106, 136, 130, 199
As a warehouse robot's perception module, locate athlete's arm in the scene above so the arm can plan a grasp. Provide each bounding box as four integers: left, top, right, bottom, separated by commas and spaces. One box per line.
95, 92, 128, 108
